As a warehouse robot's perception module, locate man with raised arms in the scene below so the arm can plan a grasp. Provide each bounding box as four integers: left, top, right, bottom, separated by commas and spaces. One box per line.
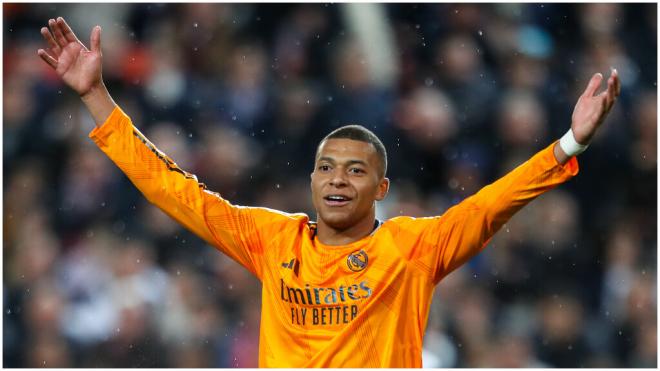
38, 17, 620, 367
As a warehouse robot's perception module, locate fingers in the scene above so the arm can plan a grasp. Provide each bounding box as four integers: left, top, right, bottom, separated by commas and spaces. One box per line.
601, 68, 621, 111
612, 68, 621, 97
57, 17, 80, 44
606, 75, 616, 109
40, 26, 61, 56
48, 18, 68, 49
37, 49, 58, 69
582, 72, 603, 97
90, 25, 101, 53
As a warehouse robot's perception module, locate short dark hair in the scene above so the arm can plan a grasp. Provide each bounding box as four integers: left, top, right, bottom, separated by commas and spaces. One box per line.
317, 125, 388, 177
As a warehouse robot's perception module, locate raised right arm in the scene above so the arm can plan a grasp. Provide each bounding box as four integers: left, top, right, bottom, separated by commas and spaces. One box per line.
37, 17, 296, 279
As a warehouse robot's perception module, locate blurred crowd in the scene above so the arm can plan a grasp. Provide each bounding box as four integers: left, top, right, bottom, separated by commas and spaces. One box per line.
3, 3, 657, 367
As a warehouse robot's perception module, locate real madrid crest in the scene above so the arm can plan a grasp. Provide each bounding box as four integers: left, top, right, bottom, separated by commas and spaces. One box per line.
347, 250, 368, 272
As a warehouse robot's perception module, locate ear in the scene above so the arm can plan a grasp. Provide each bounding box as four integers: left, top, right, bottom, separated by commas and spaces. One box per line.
375, 177, 390, 201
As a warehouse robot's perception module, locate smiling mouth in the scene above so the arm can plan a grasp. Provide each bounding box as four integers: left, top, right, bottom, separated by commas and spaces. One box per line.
323, 195, 352, 206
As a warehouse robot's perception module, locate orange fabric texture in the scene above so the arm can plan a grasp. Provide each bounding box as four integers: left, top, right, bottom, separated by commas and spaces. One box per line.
89, 106, 579, 367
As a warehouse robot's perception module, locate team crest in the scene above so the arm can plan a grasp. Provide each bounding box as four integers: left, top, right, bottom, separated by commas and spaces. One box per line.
347, 250, 368, 272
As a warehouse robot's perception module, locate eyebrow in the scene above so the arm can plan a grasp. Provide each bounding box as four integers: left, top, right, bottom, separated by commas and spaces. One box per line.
317, 157, 368, 167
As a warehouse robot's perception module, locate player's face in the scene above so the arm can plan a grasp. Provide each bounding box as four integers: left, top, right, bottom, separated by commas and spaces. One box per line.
311, 139, 389, 231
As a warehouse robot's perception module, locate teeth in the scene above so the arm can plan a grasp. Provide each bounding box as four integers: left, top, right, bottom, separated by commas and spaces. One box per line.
327, 195, 347, 201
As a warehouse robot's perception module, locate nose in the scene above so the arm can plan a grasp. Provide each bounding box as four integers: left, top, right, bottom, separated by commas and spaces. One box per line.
329, 170, 348, 187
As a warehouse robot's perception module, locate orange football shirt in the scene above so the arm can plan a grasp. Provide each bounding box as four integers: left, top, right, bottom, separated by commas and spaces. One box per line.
89, 106, 579, 367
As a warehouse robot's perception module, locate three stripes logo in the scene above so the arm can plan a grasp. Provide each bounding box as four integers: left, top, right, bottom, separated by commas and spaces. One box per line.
281, 258, 299, 275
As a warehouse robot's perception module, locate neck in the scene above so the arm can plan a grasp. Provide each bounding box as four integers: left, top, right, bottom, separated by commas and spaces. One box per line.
316, 208, 377, 246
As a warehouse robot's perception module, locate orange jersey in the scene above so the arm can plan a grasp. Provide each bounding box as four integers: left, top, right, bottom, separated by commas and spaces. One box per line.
89, 106, 579, 367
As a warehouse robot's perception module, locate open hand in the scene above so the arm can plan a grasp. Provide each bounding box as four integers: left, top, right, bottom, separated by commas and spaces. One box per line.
37, 17, 103, 97
571, 69, 621, 144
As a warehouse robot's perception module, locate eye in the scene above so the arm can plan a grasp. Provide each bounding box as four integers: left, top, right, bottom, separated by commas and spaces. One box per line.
349, 167, 364, 174
318, 164, 331, 172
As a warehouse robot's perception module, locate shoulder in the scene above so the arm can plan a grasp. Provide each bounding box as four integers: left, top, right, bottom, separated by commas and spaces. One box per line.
383, 215, 441, 227
379, 215, 444, 239
244, 206, 310, 229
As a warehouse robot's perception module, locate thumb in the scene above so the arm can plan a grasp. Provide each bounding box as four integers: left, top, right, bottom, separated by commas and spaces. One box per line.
582, 72, 603, 97
90, 25, 101, 53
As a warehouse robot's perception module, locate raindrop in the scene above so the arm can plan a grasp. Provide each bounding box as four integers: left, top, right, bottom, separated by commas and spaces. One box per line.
306, 99, 310, 104
101, 202, 106, 207
193, 22, 198, 28
188, 133, 193, 138
228, 284, 233, 290
136, 259, 141, 264
6, 309, 11, 315
327, 96, 333, 102
478, 30, 483, 36
415, 24, 420, 29
424, 78, 434, 86
176, 270, 181, 276
232, 115, 237, 121
275, 184, 281, 189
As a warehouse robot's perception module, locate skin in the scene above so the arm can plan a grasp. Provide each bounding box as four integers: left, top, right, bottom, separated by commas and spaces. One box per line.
37, 17, 622, 246
311, 139, 390, 245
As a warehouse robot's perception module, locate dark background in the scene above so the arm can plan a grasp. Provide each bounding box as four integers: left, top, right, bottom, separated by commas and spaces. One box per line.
3, 3, 657, 367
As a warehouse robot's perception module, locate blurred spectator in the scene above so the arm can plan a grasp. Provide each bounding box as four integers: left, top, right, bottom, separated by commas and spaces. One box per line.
3, 3, 655, 368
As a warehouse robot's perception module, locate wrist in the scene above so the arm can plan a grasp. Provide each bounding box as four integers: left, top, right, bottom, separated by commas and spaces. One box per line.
79, 81, 117, 127
559, 128, 589, 157
80, 81, 108, 102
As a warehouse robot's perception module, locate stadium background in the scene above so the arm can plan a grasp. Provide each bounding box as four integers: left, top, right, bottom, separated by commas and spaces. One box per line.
3, 3, 657, 367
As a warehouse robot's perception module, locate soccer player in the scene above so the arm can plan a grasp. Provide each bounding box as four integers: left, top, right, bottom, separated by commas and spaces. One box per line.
38, 17, 621, 367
